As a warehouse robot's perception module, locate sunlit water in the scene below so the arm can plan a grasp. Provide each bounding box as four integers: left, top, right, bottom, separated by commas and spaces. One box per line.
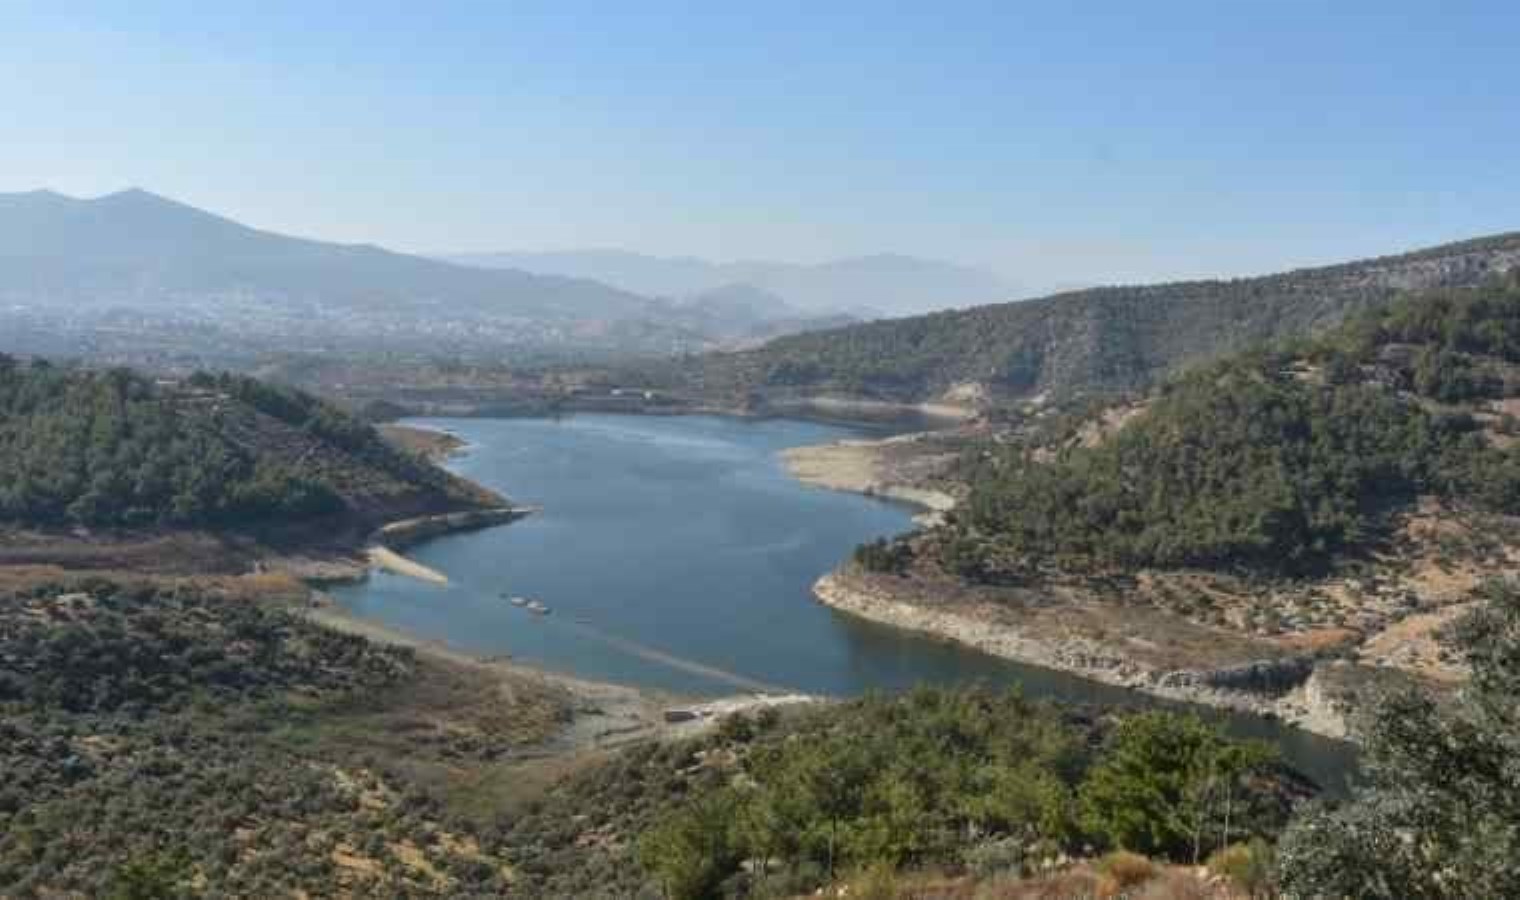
331, 414, 1357, 791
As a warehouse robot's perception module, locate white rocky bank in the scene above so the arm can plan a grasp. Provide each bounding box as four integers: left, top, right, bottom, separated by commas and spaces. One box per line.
813, 571, 1350, 739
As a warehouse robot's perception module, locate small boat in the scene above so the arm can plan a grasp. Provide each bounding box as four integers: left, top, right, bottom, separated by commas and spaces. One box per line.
508, 596, 528, 607
526, 600, 550, 615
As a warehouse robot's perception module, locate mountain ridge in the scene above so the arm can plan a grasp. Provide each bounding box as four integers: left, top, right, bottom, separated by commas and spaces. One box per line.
445, 247, 1014, 316
0, 188, 867, 359
668, 229, 1520, 408
0, 187, 656, 321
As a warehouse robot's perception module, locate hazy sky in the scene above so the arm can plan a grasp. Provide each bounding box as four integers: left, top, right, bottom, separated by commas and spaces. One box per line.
3, 2, 1517, 291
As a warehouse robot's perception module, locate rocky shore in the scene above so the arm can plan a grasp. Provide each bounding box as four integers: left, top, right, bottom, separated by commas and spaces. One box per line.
780, 433, 960, 526
353, 506, 537, 583
376, 506, 537, 550
813, 569, 1351, 738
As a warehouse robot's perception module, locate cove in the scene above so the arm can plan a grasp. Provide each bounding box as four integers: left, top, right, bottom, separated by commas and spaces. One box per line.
330, 414, 1357, 791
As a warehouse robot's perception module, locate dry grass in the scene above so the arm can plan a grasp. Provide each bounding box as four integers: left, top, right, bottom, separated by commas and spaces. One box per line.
378, 424, 465, 461
1097, 851, 1159, 891
828, 859, 1241, 899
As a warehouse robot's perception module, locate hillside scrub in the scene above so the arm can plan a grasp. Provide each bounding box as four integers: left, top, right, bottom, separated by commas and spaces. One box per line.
635, 233, 1520, 406
628, 689, 1296, 899
0, 577, 564, 896
1276, 579, 1520, 898
913, 278, 1520, 580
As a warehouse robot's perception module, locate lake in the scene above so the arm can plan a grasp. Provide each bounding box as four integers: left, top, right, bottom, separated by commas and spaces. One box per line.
331, 414, 1357, 790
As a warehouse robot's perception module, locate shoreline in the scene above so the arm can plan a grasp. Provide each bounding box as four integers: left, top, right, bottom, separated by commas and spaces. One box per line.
357, 412, 1351, 743
303, 600, 819, 748
779, 433, 959, 526
770, 426, 1355, 740
812, 569, 1349, 739
365, 546, 449, 584
348, 505, 540, 585
383, 395, 976, 435
377, 422, 471, 462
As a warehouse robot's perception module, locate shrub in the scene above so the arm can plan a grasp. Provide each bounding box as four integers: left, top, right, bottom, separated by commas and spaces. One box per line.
1096, 850, 1158, 890
961, 836, 1027, 878
1205, 838, 1274, 897
1078, 713, 1274, 862
1277, 580, 1520, 898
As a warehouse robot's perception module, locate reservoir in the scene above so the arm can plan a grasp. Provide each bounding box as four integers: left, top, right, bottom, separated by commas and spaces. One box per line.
331, 414, 1357, 790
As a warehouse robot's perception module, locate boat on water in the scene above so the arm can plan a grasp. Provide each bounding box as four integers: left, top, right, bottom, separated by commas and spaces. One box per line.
508, 596, 528, 607
526, 600, 550, 615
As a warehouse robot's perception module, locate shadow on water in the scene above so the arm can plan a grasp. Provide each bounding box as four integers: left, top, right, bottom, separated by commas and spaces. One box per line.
333, 413, 1359, 796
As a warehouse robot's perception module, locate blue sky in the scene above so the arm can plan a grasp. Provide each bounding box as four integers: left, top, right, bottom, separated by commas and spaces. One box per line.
2, 2, 1517, 291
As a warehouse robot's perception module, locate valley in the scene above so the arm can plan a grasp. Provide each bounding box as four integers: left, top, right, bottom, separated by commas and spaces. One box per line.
12, 8, 1520, 894
3, 224, 1517, 897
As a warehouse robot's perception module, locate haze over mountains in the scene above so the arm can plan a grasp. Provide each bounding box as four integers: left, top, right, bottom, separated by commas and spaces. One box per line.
446, 248, 1015, 317
0, 189, 856, 367
9, 187, 1518, 417
0, 188, 650, 319
649, 231, 1520, 408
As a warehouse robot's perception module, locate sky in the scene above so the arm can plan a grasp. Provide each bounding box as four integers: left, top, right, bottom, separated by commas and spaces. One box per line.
3, 2, 1518, 293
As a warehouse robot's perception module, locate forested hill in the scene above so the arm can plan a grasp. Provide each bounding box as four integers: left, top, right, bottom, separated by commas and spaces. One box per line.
0, 359, 493, 530
925, 275, 1520, 581
676, 231, 1520, 406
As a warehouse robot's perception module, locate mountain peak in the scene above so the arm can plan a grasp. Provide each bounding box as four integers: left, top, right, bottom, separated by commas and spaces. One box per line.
94, 187, 181, 208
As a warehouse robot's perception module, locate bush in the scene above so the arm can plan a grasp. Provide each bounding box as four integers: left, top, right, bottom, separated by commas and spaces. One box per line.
1078, 713, 1274, 862
961, 836, 1028, 878
1206, 839, 1275, 897
854, 537, 913, 574
1095, 849, 1157, 889
637, 789, 742, 900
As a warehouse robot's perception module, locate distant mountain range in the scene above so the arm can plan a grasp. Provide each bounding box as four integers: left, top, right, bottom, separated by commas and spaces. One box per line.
662, 231, 1520, 407
444, 249, 1015, 317
0, 188, 648, 320
0, 189, 858, 364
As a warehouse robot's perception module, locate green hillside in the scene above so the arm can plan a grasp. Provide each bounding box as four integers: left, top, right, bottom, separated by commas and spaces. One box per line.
0, 578, 565, 896
920, 276, 1520, 580
670, 232, 1520, 406
0, 359, 490, 530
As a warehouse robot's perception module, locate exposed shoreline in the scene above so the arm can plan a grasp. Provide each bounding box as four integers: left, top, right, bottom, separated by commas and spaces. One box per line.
378, 394, 977, 434
771, 425, 1357, 740
377, 423, 469, 462
303, 601, 818, 749
813, 568, 1349, 739
780, 433, 959, 526
347, 506, 540, 585
365, 546, 449, 584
